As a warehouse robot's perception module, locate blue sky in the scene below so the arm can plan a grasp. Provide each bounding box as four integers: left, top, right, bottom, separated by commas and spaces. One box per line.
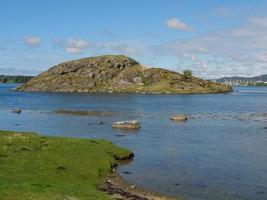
1, 0, 267, 78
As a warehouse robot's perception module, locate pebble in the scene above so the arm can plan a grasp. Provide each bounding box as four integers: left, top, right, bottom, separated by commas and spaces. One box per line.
130, 185, 136, 189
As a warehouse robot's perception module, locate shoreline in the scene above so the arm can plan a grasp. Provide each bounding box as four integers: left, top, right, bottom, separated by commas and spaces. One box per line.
0, 130, 181, 199
100, 164, 182, 200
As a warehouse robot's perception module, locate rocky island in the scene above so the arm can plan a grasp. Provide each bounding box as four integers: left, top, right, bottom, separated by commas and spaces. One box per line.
16, 55, 232, 94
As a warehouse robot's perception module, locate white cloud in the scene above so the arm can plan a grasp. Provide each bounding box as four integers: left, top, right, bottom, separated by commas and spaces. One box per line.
65, 38, 88, 54
250, 17, 267, 27
153, 16, 267, 78
23, 36, 41, 47
108, 43, 139, 55
166, 18, 194, 31
52, 38, 89, 54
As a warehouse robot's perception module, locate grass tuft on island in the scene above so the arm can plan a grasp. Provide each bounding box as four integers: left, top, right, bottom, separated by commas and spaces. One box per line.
0, 130, 133, 200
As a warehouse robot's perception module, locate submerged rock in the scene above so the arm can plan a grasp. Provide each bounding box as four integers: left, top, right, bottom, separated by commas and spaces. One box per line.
169, 115, 188, 122
115, 134, 126, 137
96, 121, 105, 125
112, 120, 141, 129
12, 108, 21, 114
53, 109, 115, 116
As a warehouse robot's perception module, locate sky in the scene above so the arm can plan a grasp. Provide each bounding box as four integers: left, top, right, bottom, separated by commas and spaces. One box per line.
1, 0, 267, 78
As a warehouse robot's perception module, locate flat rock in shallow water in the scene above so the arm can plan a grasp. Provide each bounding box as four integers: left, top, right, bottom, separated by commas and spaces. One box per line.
53, 109, 115, 116
112, 120, 141, 129
169, 115, 188, 122
12, 108, 21, 114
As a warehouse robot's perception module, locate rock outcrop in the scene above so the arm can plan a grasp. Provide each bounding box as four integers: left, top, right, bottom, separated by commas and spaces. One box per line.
112, 120, 141, 129
16, 55, 232, 94
169, 115, 188, 122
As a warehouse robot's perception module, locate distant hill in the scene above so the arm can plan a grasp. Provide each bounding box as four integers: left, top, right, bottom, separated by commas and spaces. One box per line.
16, 55, 232, 94
217, 74, 267, 82
0, 75, 33, 83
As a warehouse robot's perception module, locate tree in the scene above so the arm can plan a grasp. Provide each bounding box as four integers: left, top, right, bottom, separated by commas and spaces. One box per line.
183, 70, 192, 79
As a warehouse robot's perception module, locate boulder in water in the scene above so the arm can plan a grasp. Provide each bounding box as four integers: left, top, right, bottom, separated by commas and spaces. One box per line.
112, 120, 141, 129
169, 115, 187, 122
12, 108, 21, 114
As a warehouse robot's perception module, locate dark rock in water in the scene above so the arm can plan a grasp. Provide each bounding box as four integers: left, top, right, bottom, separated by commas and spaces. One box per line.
112, 120, 141, 129
53, 109, 115, 116
12, 108, 21, 114
88, 121, 106, 125
16, 55, 232, 94
121, 171, 132, 175
115, 134, 126, 137
169, 115, 188, 122
264, 127, 267, 129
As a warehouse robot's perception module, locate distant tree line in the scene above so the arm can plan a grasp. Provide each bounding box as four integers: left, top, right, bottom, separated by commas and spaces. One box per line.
0, 75, 33, 83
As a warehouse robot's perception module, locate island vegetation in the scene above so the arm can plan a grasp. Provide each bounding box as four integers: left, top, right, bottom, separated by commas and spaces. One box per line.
0, 75, 33, 83
16, 55, 232, 94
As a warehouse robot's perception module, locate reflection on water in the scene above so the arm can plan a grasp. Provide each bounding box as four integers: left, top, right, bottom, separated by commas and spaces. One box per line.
1, 84, 267, 200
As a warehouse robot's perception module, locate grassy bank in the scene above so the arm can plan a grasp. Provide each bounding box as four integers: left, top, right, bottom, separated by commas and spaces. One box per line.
0, 130, 133, 200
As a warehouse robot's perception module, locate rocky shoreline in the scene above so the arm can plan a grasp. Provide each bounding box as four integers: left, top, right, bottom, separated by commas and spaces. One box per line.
101, 172, 181, 200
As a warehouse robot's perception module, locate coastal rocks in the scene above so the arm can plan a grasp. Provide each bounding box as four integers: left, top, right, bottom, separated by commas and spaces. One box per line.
100, 173, 178, 200
169, 115, 188, 122
112, 120, 141, 129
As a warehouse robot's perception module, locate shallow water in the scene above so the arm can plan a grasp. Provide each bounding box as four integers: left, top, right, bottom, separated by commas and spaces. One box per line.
1, 84, 267, 200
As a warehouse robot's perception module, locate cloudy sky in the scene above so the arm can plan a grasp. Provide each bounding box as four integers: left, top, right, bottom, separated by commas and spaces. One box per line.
1, 0, 267, 78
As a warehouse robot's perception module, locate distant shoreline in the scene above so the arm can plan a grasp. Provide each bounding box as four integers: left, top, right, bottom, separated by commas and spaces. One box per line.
0, 75, 33, 83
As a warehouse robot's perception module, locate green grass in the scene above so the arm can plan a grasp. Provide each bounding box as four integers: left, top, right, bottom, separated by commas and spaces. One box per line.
0, 130, 133, 200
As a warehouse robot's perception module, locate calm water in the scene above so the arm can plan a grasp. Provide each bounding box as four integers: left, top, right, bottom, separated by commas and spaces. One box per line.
1, 84, 267, 200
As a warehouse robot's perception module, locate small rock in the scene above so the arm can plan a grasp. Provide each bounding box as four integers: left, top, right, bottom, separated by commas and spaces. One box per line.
169, 115, 187, 122
96, 121, 105, 125
121, 171, 132, 175
264, 127, 267, 129
130, 185, 136, 189
115, 134, 126, 137
112, 120, 141, 129
12, 108, 21, 114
